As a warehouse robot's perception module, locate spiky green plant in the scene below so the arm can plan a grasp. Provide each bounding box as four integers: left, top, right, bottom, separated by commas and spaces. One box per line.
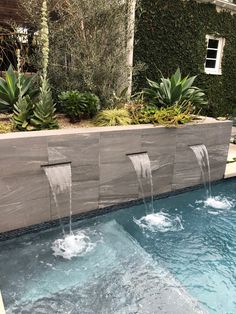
13, 95, 33, 130
143, 68, 207, 108
95, 108, 131, 126
31, 79, 57, 129
0, 65, 36, 112
13, 49, 34, 131
32, 0, 58, 129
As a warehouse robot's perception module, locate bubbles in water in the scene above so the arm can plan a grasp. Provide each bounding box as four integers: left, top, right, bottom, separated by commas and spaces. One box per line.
134, 212, 184, 233
52, 231, 95, 260
204, 196, 234, 210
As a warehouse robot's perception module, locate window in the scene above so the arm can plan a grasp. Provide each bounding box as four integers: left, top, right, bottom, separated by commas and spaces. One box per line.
204, 35, 225, 75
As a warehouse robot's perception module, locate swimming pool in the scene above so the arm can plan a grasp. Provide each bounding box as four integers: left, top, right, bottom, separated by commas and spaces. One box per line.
0, 179, 235, 313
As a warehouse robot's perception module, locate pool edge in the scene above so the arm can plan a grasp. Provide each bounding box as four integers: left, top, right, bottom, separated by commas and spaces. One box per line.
0, 177, 234, 241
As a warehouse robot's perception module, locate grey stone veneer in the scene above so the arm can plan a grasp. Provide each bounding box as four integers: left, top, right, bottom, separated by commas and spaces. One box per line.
0, 118, 232, 233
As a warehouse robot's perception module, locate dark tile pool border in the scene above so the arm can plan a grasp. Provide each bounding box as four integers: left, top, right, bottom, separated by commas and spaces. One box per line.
0, 177, 235, 241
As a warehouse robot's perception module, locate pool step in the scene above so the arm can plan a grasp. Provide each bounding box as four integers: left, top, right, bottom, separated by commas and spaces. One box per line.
5, 221, 205, 313
0, 292, 6, 314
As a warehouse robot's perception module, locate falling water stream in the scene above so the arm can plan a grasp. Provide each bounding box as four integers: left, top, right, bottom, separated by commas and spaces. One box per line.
127, 152, 154, 212
128, 152, 183, 232
190, 144, 233, 210
190, 144, 212, 198
43, 163, 72, 235
43, 163, 93, 259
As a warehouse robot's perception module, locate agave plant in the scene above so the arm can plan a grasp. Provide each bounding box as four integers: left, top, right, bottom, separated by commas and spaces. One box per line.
143, 68, 207, 108
13, 95, 34, 131
31, 79, 58, 130
0, 65, 36, 112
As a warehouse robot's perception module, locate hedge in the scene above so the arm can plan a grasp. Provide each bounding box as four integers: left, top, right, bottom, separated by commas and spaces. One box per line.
134, 0, 236, 116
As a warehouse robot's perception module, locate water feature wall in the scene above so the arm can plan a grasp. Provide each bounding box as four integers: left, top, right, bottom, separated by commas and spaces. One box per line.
0, 118, 232, 234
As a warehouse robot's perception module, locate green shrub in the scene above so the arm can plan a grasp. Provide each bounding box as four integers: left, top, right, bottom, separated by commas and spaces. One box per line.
95, 108, 131, 126
153, 102, 194, 127
0, 65, 37, 112
59, 91, 100, 122
143, 68, 207, 109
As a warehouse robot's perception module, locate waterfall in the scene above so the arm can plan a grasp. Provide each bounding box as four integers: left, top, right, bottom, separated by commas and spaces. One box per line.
43, 162, 94, 260
127, 152, 154, 212
43, 162, 72, 235
190, 144, 212, 198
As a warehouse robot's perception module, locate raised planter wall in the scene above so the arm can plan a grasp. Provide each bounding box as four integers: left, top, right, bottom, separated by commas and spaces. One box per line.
0, 118, 232, 233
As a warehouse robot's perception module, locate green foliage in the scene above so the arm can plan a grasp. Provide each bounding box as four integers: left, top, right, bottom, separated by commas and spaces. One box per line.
30, 0, 58, 130
153, 102, 194, 127
134, 0, 236, 117
125, 102, 156, 124
143, 69, 207, 109
95, 108, 131, 126
13, 96, 33, 131
0, 65, 36, 112
108, 87, 130, 108
20, 0, 132, 102
59, 91, 99, 122
31, 79, 58, 129
125, 100, 195, 126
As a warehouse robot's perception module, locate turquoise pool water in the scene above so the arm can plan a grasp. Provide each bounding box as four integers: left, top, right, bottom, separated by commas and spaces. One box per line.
0, 179, 236, 313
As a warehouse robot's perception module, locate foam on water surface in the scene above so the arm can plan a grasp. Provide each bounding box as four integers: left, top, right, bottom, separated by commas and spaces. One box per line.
51, 231, 95, 260
204, 196, 234, 210
134, 212, 184, 233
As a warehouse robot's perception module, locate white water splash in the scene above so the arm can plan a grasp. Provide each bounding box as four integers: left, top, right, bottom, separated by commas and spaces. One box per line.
134, 212, 184, 233
52, 231, 95, 260
204, 196, 234, 210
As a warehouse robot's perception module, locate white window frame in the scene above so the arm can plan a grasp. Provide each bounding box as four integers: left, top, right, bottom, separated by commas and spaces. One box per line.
204, 35, 225, 75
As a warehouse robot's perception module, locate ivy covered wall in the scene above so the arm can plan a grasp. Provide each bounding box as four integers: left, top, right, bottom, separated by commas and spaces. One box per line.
134, 0, 236, 116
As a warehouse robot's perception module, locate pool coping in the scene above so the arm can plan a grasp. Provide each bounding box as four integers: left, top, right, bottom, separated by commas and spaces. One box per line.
0, 117, 229, 140
0, 177, 235, 242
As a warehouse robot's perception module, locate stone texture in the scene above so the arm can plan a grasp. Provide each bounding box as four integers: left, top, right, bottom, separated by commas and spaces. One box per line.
141, 127, 176, 196
100, 130, 142, 164
0, 197, 50, 233
47, 133, 99, 167
99, 161, 139, 208
0, 137, 48, 177
0, 174, 49, 206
